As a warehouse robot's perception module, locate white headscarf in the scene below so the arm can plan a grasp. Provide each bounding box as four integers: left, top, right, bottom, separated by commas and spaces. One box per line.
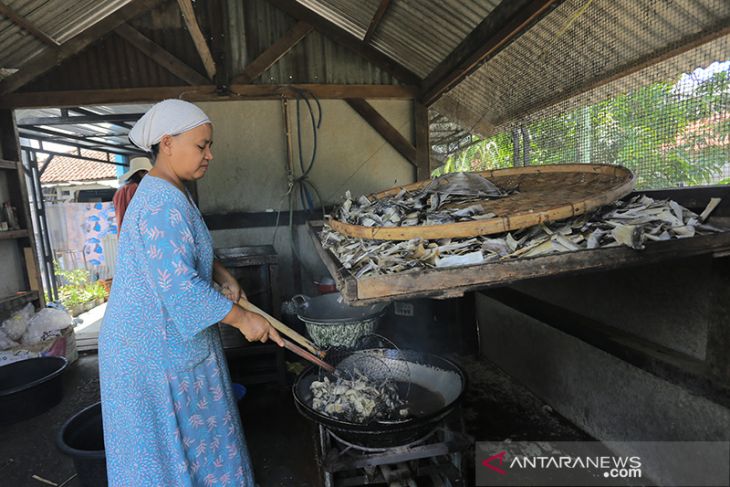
129, 99, 211, 152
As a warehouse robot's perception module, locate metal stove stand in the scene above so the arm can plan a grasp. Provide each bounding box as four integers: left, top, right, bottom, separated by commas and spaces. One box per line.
316, 421, 472, 487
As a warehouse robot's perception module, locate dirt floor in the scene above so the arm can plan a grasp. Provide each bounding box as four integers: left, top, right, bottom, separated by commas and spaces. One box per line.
0, 351, 590, 487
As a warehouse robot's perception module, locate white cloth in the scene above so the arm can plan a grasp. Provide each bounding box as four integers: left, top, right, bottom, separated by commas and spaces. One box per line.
129, 99, 211, 152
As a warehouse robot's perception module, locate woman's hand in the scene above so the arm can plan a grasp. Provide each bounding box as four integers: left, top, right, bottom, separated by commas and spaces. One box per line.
237, 310, 284, 346
221, 305, 283, 347
213, 260, 246, 302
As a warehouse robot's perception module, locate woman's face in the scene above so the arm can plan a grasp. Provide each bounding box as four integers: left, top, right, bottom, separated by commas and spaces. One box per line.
163, 123, 213, 180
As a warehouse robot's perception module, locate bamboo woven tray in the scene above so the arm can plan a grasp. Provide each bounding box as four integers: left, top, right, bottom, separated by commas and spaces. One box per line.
328, 164, 635, 240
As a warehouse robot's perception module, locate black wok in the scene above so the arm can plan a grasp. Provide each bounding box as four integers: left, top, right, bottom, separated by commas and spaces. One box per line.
292, 348, 466, 448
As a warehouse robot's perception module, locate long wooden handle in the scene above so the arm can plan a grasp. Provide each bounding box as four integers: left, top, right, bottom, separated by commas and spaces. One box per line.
237, 299, 325, 358
282, 339, 335, 374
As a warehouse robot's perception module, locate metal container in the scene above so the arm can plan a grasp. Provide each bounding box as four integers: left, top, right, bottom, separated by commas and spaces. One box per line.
293, 293, 387, 349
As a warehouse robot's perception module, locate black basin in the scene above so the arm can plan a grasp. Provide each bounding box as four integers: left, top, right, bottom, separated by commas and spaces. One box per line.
0, 356, 67, 424
57, 401, 107, 487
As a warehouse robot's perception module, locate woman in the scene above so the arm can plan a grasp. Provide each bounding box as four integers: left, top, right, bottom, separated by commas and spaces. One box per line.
99, 99, 283, 486
112, 156, 153, 229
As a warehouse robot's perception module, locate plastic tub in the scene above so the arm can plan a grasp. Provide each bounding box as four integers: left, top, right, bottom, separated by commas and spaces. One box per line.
0, 356, 67, 424
232, 382, 247, 402
57, 401, 107, 487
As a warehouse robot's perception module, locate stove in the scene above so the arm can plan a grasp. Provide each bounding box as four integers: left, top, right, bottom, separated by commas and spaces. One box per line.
315, 415, 472, 487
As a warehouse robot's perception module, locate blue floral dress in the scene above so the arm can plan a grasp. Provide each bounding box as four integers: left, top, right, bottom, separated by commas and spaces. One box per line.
99, 175, 254, 486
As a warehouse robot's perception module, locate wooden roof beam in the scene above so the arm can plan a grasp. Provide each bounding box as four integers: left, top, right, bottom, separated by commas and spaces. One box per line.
421, 0, 560, 107
115, 23, 209, 85
0, 84, 419, 108
232, 21, 313, 84
0, 0, 165, 95
363, 0, 391, 45
266, 0, 421, 85
345, 98, 417, 167
0, 2, 58, 47
177, 0, 216, 80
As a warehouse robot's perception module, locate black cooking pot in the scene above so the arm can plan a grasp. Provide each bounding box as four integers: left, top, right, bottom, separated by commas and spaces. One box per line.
292, 348, 466, 448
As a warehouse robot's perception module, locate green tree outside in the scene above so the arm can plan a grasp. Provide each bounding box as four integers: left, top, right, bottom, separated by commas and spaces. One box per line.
436, 65, 730, 189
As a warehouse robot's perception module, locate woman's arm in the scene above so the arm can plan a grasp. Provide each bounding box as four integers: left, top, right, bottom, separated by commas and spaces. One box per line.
212, 259, 245, 302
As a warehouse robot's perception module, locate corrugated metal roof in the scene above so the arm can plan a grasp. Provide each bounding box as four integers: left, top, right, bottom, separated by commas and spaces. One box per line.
434, 0, 730, 136
230, 0, 396, 84
16, 0, 399, 90
298, 0, 500, 78
21, 1, 201, 92
296, 0, 378, 39
369, 0, 500, 78
0, 0, 131, 70
22, 32, 187, 91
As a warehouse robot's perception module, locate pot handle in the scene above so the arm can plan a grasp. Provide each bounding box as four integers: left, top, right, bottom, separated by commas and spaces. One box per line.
291, 294, 310, 312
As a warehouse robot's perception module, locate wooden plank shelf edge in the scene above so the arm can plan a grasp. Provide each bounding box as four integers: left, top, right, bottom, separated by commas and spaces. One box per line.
308, 220, 730, 306
0, 159, 18, 170
0, 229, 29, 240
0, 290, 39, 313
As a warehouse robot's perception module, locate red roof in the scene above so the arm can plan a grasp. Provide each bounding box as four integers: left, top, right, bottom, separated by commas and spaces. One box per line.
40, 150, 118, 184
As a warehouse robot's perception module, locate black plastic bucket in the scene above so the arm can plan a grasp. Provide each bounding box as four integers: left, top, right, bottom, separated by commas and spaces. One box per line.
57, 401, 107, 487
0, 356, 67, 424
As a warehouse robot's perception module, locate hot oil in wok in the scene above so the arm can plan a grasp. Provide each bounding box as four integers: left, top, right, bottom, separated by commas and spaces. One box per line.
309, 373, 447, 424
396, 382, 445, 418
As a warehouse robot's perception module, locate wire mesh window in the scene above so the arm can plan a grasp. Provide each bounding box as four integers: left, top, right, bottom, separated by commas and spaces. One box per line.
431, 0, 730, 190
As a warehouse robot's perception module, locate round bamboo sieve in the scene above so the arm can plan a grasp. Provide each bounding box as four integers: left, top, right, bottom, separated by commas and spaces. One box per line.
327, 164, 636, 241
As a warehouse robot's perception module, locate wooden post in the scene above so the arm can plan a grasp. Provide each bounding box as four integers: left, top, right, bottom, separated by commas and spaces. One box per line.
414, 102, 430, 180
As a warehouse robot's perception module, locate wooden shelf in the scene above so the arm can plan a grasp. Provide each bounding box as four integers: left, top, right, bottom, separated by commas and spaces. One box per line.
0, 159, 18, 170
0, 290, 39, 318
0, 229, 28, 240
0, 290, 38, 305
310, 187, 730, 305
309, 222, 730, 305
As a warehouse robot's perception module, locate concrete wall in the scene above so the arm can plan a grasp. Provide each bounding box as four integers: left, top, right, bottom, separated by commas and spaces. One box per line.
512, 257, 712, 360
475, 259, 730, 485
0, 170, 25, 296
195, 99, 415, 299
